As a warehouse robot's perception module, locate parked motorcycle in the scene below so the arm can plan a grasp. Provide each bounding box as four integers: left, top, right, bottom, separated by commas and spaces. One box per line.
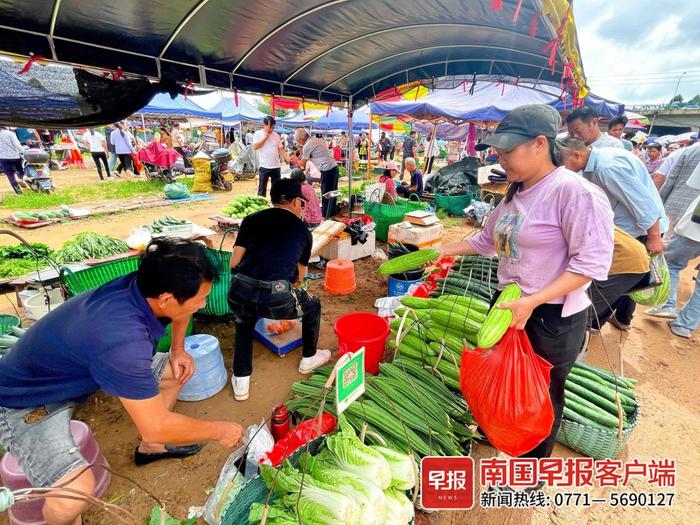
22, 148, 54, 193
209, 148, 233, 191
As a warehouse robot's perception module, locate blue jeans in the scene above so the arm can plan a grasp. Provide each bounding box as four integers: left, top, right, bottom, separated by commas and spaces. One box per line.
107, 152, 118, 171
663, 234, 700, 331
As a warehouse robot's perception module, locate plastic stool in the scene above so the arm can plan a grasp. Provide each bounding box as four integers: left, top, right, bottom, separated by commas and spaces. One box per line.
0, 421, 111, 525
323, 258, 356, 295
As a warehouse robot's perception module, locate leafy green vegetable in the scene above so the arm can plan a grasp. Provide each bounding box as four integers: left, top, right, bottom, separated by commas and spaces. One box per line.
370, 445, 418, 490
248, 502, 297, 525
325, 416, 392, 490
0, 243, 54, 278
300, 452, 386, 525
281, 489, 359, 525
54, 232, 129, 263
383, 488, 414, 524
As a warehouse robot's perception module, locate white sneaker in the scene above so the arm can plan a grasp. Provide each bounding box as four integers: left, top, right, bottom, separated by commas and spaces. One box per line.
232, 376, 250, 401
298, 349, 332, 374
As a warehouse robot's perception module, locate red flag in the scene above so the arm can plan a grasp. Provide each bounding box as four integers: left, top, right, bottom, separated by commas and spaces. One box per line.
529, 12, 539, 37
18, 53, 45, 75
491, 0, 503, 11
271, 96, 276, 116
183, 79, 194, 101
111, 66, 123, 81
234, 87, 239, 107
512, 0, 523, 22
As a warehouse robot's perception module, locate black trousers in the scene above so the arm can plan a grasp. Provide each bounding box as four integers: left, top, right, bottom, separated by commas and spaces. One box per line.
115, 153, 133, 174
521, 303, 587, 459
588, 273, 650, 330
91, 152, 109, 180
257, 167, 281, 197
320, 165, 339, 218
228, 276, 321, 377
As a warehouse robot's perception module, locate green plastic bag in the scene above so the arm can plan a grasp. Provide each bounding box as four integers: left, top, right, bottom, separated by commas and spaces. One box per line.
629, 254, 670, 306
164, 182, 190, 200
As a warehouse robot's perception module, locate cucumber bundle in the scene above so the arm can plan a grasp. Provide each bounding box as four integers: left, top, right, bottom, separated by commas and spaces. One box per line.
378, 249, 440, 275
148, 215, 190, 233
12, 209, 70, 222
563, 362, 638, 432
221, 195, 269, 219
286, 360, 476, 458
430, 255, 499, 302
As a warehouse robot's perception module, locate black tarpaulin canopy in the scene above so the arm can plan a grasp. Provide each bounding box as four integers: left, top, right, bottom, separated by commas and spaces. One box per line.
0, 0, 588, 107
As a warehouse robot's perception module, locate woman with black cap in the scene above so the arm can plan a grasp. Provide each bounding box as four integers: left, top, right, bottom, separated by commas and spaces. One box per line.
440, 104, 615, 465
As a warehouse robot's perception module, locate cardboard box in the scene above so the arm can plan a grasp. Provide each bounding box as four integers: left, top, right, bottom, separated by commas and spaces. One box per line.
388, 221, 443, 249
319, 230, 376, 261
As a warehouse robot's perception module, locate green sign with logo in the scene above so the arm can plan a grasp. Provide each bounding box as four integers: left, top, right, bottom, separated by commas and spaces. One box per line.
336, 347, 365, 414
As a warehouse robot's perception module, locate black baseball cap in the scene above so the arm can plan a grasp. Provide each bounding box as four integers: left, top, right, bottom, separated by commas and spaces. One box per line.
271, 178, 305, 204
476, 104, 561, 151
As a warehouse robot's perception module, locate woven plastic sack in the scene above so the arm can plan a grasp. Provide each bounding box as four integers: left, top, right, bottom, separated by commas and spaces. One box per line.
460, 327, 554, 457
629, 254, 670, 306
192, 156, 212, 193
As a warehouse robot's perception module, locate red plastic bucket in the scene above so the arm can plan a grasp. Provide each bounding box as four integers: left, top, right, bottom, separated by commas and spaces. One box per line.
334, 312, 390, 375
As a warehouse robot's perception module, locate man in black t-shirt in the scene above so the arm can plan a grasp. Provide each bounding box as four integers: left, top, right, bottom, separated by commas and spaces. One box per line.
227, 179, 330, 401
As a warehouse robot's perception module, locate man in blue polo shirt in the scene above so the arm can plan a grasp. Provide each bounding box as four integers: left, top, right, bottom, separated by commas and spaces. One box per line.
397, 157, 424, 197
0, 239, 243, 525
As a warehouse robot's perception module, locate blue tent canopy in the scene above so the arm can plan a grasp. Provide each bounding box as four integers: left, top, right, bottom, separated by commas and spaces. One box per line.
139, 93, 222, 119
312, 107, 375, 130
370, 78, 623, 123
208, 96, 267, 123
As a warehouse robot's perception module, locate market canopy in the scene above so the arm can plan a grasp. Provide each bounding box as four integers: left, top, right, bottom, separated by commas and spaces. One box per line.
312, 107, 374, 130
139, 93, 222, 119
370, 77, 623, 124
206, 95, 268, 124
0, 0, 589, 112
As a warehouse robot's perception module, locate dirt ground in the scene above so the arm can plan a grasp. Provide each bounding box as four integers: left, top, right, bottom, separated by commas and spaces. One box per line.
0, 167, 698, 524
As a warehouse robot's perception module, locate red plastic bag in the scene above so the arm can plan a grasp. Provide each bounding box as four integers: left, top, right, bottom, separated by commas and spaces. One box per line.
261, 413, 336, 466
460, 328, 554, 457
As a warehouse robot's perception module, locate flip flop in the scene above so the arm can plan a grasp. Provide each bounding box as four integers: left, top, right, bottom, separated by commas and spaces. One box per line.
134, 443, 203, 466
305, 273, 323, 280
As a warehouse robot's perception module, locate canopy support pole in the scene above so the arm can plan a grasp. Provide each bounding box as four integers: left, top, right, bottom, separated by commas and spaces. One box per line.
347, 95, 354, 218
368, 109, 372, 178
140, 113, 146, 135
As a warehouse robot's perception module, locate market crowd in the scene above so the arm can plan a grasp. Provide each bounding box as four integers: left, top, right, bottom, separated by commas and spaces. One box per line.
0, 103, 698, 524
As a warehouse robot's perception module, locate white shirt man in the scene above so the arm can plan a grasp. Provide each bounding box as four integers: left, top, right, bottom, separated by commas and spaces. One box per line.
253, 116, 290, 198
82, 130, 106, 152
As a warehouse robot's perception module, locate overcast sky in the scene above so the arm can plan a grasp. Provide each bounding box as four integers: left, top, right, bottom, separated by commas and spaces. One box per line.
573, 0, 700, 105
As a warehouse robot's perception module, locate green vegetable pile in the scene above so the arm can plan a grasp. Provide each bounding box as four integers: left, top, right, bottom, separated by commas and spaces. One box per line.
221, 195, 269, 219
55, 232, 129, 263
147, 215, 190, 233
11, 208, 71, 222
563, 362, 638, 432
378, 249, 440, 275
0, 243, 53, 279
288, 359, 476, 458
250, 417, 415, 525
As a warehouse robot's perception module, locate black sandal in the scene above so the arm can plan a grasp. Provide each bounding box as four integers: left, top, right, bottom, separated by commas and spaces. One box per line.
134, 443, 203, 466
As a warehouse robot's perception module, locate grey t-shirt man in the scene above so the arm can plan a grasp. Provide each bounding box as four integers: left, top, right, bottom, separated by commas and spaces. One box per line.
302, 137, 337, 172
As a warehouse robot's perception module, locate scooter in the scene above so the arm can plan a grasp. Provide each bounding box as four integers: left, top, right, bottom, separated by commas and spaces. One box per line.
209, 148, 233, 191
22, 148, 54, 193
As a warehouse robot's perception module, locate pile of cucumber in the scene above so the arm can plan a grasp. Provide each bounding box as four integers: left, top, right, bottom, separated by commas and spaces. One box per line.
563, 362, 638, 432
430, 255, 498, 302
0, 326, 26, 356
148, 216, 191, 234
12, 208, 71, 222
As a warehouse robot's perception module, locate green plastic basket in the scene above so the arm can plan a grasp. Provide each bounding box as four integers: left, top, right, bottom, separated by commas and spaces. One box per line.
434, 193, 474, 217
0, 315, 20, 335
364, 196, 430, 242
556, 405, 640, 459
199, 247, 234, 317
60, 257, 140, 297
